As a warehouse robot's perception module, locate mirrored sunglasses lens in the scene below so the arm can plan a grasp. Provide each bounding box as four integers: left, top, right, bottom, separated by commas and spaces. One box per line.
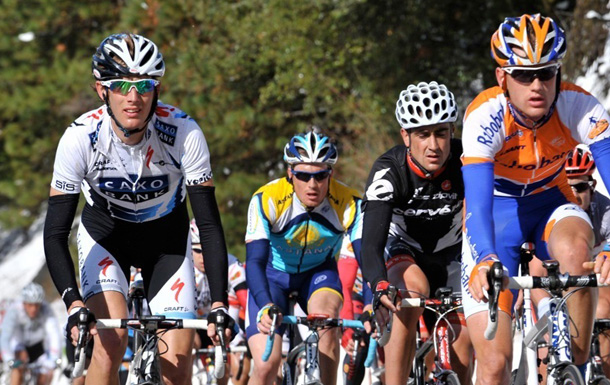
192, 248, 203, 254
108, 80, 156, 95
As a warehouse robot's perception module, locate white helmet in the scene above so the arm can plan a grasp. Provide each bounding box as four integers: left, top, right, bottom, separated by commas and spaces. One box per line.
283, 131, 338, 165
395, 81, 458, 130
22, 282, 44, 304
92, 33, 165, 80
190, 218, 200, 244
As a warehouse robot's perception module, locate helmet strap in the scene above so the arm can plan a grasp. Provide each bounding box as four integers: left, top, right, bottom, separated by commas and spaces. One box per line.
103, 88, 158, 138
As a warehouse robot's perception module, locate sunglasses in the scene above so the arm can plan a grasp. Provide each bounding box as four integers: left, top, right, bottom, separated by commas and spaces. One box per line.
502, 64, 559, 83
100, 79, 159, 95
192, 248, 203, 254
569, 181, 593, 193
292, 169, 331, 182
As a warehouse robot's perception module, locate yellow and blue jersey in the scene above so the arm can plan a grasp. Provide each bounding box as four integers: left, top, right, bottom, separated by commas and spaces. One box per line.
245, 177, 362, 274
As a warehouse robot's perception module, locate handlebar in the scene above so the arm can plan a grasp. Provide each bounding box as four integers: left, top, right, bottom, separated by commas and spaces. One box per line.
484, 262, 504, 340
261, 313, 365, 362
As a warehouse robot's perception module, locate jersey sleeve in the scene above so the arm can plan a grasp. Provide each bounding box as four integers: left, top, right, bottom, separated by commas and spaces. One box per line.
50, 126, 89, 194
0, 305, 18, 361
43, 306, 62, 363
461, 89, 506, 164
556, 85, 610, 146
182, 123, 213, 186
245, 192, 272, 242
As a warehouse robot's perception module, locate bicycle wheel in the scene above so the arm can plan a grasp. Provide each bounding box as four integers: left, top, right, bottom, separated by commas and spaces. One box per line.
557, 364, 585, 385
436, 371, 460, 385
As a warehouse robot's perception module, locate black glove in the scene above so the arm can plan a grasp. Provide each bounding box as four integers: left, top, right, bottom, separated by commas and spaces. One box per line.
207, 307, 238, 342
372, 281, 397, 312
65, 307, 96, 344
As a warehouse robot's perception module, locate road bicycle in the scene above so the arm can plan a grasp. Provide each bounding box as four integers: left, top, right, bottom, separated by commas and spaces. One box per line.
72, 312, 224, 385
192, 345, 249, 385
486, 254, 608, 385
586, 318, 610, 385
400, 287, 462, 385
263, 313, 364, 385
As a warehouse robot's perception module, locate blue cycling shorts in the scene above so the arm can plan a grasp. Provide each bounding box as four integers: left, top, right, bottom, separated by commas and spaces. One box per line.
245, 258, 342, 338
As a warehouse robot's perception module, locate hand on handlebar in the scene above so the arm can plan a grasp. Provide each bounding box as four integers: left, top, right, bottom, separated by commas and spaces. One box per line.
256, 304, 282, 335
585, 250, 610, 283
66, 306, 96, 346
207, 305, 236, 345
468, 256, 508, 302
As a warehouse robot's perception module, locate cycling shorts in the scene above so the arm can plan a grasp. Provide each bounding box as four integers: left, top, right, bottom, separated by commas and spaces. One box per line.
386, 238, 462, 330
78, 203, 197, 318
461, 189, 592, 319
245, 258, 342, 338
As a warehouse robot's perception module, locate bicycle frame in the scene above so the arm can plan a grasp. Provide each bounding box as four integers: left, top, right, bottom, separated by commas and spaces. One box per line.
587, 319, 610, 383
263, 314, 364, 385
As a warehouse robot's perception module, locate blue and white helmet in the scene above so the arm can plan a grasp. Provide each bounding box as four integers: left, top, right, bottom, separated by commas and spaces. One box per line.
22, 282, 45, 304
283, 131, 338, 165
190, 218, 200, 244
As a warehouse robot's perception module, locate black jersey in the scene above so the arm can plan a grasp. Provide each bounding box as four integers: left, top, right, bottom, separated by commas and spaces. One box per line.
361, 139, 464, 287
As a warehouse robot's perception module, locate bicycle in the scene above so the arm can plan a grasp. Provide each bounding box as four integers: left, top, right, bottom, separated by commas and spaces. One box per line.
486, 256, 608, 385
262, 313, 364, 385
400, 287, 462, 385
72, 312, 224, 385
0, 360, 58, 385
192, 345, 249, 385
587, 319, 610, 385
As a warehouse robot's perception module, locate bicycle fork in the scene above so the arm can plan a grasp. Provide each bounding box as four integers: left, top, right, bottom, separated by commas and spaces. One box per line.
304, 332, 321, 385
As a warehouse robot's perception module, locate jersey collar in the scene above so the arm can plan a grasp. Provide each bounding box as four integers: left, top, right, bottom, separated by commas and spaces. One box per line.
406, 151, 448, 180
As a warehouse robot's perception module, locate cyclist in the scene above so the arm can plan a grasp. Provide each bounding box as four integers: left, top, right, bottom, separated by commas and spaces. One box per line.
42, 33, 231, 385
245, 130, 362, 385
360, 81, 472, 384
190, 219, 249, 385
565, 145, 610, 377
0, 283, 61, 385
462, 14, 610, 384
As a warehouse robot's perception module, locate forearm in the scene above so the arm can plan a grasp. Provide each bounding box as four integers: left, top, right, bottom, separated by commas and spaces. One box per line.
361, 201, 393, 288
43, 194, 81, 309
462, 162, 497, 263
188, 184, 229, 305
246, 240, 273, 307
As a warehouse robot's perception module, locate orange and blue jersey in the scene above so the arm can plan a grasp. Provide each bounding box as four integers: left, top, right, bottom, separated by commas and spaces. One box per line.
462, 82, 610, 264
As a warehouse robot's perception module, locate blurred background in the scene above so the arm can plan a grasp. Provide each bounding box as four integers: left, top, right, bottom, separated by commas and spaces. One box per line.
1, 0, 609, 300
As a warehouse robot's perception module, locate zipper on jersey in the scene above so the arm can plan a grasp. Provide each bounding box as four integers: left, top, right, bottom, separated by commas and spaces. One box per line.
297, 214, 311, 274
529, 128, 540, 197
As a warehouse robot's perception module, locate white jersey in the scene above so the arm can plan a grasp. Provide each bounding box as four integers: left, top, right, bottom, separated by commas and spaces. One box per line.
0, 301, 61, 364
590, 190, 610, 253
51, 102, 213, 222
195, 254, 246, 318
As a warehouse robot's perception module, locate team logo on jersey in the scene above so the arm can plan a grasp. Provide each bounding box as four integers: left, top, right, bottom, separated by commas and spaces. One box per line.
171, 278, 185, 302
366, 168, 394, 201
145, 146, 154, 169
588, 119, 609, 139
287, 225, 325, 248
154, 120, 177, 146
98, 256, 113, 277
313, 274, 328, 285
98, 175, 169, 202
476, 106, 505, 146
441, 180, 452, 191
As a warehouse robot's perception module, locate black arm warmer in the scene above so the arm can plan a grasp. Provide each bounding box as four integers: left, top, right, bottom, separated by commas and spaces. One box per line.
187, 185, 229, 305
361, 200, 394, 289
43, 194, 81, 308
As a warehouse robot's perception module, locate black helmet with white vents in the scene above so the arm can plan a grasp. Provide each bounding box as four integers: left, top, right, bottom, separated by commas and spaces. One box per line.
92, 33, 165, 80
284, 131, 338, 166
395, 81, 458, 130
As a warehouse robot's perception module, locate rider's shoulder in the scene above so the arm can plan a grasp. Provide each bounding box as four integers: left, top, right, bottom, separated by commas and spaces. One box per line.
253, 177, 293, 201
328, 178, 362, 203
464, 86, 506, 123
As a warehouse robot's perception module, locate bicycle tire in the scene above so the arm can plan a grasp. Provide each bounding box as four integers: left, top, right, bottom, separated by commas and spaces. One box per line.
557, 364, 585, 385
436, 371, 460, 385
592, 378, 610, 385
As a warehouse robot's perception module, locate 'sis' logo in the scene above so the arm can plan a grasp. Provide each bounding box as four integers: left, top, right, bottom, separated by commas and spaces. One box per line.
171, 278, 185, 302
98, 256, 113, 277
